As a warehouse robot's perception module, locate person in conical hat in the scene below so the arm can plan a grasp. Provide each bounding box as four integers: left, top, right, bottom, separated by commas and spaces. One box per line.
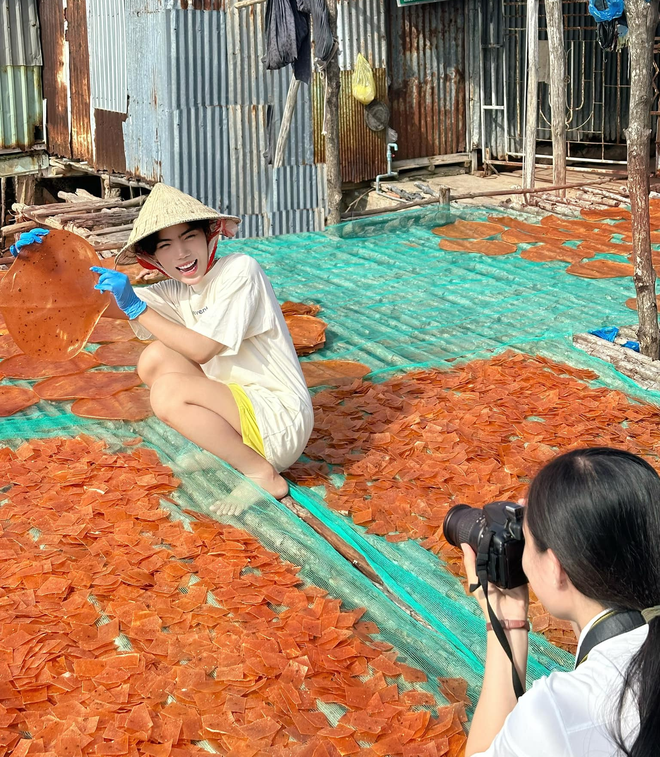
87, 183, 314, 511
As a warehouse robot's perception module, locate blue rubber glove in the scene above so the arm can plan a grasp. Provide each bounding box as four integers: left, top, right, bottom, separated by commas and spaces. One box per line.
91, 267, 147, 320
10, 228, 50, 256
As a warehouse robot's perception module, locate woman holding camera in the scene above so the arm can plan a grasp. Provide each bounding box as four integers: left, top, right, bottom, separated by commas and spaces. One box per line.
463, 447, 660, 757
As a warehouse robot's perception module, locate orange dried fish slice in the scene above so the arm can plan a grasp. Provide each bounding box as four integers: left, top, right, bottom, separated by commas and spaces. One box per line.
33, 371, 142, 401
432, 219, 505, 239
302, 360, 371, 388
72, 386, 152, 421
438, 239, 517, 256
281, 301, 322, 317
0, 351, 99, 379
94, 341, 148, 367
286, 314, 327, 356
0, 386, 39, 416
89, 318, 137, 343
0, 333, 22, 359
565, 259, 633, 279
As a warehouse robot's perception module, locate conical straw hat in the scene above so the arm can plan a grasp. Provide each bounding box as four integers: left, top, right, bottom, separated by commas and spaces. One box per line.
116, 183, 240, 266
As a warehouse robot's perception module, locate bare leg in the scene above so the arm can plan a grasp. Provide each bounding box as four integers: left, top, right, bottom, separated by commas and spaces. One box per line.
139, 342, 289, 504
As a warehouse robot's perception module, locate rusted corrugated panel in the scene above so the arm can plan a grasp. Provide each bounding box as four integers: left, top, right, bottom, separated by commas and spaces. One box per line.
66, 0, 94, 162
94, 109, 127, 172
337, 0, 387, 71
313, 69, 387, 184
1, 0, 42, 66
388, 0, 467, 161
87, 0, 127, 114
37, 0, 70, 157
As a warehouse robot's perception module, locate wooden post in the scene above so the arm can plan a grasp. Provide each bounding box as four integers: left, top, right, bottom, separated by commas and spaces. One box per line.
545, 0, 567, 196
324, 0, 342, 226
626, 0, 660, 359
273, 76, 301, 169
523, 0, 539, 194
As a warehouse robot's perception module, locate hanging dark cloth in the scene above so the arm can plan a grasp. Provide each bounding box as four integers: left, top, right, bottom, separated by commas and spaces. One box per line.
263, 0, 335, 83
296, 0, 335, 64
264, 0, 311, 83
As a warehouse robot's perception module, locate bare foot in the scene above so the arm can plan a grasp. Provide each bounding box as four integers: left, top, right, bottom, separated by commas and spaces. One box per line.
208, 473, 289, 518
209, 480, 263, 517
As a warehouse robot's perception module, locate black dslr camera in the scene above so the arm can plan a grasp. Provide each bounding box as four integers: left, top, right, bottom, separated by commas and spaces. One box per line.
443, 501, 527, 590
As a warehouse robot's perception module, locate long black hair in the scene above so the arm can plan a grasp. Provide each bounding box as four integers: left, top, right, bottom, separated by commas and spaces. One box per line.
526, 447, 660, 757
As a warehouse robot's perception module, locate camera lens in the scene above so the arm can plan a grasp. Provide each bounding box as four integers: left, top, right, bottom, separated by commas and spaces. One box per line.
443, 504, 485, 550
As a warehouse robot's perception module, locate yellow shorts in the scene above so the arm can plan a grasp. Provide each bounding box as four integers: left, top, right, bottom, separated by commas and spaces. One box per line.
227, 383, 266, 459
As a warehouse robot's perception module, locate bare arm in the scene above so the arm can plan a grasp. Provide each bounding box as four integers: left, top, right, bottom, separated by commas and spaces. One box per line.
136, 307, 226, 365
466, 628, 528, 755
462, 545, 529, 757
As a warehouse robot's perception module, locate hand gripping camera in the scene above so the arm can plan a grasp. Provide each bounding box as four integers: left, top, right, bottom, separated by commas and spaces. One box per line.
443, 501, 527, 590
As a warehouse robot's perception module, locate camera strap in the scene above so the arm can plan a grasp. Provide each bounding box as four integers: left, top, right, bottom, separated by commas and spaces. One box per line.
575, 609, 645, 669
473, 533, 526, 700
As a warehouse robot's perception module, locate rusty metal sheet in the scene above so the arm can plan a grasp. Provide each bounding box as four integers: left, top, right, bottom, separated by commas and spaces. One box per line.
37, 0, 70, 157
388, 0, 467, 161
180, 0, 225, 9
67, 0, 94, 162
94, 109, 127, 173
313, 69, 388, 184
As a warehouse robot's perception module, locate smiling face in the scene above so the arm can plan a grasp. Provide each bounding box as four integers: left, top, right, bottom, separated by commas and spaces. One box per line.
152, 223, 211, 285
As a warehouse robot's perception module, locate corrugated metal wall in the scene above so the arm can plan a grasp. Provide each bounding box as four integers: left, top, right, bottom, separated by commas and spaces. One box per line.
0, 0, 44, 151
388, 0, 467, 161
123, 1, 324, 236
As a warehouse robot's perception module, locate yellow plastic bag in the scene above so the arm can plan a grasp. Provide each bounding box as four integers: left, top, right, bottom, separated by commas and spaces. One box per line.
352, 53, 376, 105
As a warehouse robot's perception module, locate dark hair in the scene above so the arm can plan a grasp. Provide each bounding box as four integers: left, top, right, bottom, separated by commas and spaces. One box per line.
137, 220, 211, 257
526, 447, 660, 757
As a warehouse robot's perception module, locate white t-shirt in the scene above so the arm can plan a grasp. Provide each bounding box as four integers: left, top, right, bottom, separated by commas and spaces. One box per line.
131, 253, 314, 471
473, 611, 648, 757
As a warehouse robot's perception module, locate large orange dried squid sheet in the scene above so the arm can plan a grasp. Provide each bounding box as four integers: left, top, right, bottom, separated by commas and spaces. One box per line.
625, 295, 660, 311
94, 340, 148, 367
565, 259, 634, 279
438, 239, 517, 256
0, 436, 467, 757
289, 352, 660, 653
0, 351, 99, 379
432, 219, 506, 239
34, 371, 142, 400
0, 386, 40, 416
520, 244, 594, 264
72, 386, 152, 421
0, 229, 111, 361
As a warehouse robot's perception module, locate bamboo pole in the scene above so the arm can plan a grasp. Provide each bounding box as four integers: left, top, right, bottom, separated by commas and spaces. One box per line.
545, 0, 567, 196
523, 0, 539, 194
273, 76, 301, 169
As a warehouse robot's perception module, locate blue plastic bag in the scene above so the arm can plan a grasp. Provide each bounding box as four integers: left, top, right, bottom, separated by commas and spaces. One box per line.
589, 0, 623, 23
